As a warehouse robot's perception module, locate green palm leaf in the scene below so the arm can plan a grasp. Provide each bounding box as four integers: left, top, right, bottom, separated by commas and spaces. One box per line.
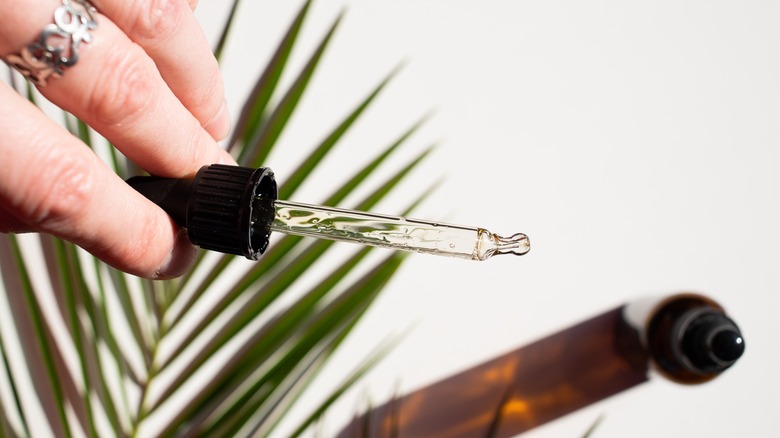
241, 9, 342, 167
212, 0, 243, 62
277, 62, 404, 201
0, 302, 31, 437
148, 147, 433, 415
170, 113, 431, 333
0, 1, 435, 436
226, 0, 312, 154
1, 236, 73, 437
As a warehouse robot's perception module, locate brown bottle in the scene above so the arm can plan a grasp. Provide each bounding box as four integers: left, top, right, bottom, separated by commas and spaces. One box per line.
338, 293, 744, 438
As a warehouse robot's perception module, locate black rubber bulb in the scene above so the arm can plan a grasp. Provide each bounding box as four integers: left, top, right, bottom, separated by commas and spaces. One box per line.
682, 311, 745, 373
711, 329, 745, 362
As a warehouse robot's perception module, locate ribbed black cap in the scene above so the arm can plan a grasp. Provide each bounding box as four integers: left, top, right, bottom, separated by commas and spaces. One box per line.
127, 164, 278, 260
680, 310, 745, 373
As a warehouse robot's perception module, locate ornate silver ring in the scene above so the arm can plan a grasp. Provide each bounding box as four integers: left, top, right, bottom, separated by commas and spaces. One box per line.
2, 0, 98, 86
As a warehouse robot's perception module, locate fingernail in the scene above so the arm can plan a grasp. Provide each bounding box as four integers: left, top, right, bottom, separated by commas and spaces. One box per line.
218, 149, 238, 166
205, 98, 231, 141
155, 228, 198, 279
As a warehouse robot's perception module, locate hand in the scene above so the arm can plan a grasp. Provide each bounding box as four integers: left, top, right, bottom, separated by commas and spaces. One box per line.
0, 0, 235, 278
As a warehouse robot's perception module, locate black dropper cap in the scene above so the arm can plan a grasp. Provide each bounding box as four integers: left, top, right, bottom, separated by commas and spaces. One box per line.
679, 309, 745, 373
126, 164, 277, 260
647, 295, 745, 383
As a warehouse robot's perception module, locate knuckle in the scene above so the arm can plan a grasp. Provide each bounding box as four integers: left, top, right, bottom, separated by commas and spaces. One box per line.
127, 0, 186, 41
181, 125, 211, 167
26, 153, 95, 233
192, 71, 222, 112
86, 46, 155, 128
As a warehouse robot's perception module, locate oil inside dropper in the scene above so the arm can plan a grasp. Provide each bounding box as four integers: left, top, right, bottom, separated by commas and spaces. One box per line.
264, 199, 530, 261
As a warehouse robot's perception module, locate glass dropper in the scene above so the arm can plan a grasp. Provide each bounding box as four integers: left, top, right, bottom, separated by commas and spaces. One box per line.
266, 199, 530, 261
126, 164, 530, 261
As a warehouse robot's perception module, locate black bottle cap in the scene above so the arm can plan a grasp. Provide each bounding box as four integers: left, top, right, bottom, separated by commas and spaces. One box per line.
646, 294, 745, 383
126, 164, 278, 260
681, 310, 745, 373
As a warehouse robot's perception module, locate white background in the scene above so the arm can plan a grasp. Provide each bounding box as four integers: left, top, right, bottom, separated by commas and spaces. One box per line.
197, 1, 779, 437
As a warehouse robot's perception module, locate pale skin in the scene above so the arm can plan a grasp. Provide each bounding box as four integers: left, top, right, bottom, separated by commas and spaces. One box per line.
0, 0, 236, 278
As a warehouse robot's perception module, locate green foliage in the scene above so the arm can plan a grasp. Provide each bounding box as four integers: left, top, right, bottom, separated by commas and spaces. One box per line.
0, 1, 432, 436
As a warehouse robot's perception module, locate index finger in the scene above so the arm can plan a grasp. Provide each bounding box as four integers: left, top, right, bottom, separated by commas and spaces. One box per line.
0, 83, 194, 278
92, 0, 230, 140
0, 2, 234, 178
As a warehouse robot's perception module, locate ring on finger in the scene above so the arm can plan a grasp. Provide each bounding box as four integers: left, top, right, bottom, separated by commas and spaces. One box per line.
2, 0, 98, 86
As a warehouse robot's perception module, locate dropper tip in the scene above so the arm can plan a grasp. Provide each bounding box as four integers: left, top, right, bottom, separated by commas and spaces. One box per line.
479, 231, 530, 260
507, 232, 531, 256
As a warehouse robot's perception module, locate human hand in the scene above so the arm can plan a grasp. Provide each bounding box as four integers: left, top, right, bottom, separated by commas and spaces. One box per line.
0, 0, 235, 278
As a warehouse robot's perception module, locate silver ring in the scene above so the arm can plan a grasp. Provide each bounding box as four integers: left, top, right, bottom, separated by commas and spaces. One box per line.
2, 0, 98, 86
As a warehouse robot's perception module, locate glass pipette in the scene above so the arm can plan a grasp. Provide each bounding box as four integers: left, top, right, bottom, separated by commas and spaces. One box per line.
127, 164, 530, 261
268, 199, 529, 261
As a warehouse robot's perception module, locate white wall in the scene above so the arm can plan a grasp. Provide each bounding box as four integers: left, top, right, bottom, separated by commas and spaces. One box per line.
202, 1, 779, 436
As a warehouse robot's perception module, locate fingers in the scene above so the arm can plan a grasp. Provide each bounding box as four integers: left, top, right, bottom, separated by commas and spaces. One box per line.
0, 84, 193, 278
0, 0, 234, 179
42, 20, 231, 178
91, 0, 229, 140
0, 0, 234, 277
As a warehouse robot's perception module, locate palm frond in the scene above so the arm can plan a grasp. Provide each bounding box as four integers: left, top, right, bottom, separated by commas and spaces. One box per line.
150, 146, 434, 413
227, 0, 312, 154
1, 236, 73, 437
171, 112, 430, 330
179, 0, 323, 289
240, 9, 343, 167
582, 414, 605, 438
0, 1, 435, 436
0, 317, 31, 437
212, 0, 244, 61
278, 62, 404, 201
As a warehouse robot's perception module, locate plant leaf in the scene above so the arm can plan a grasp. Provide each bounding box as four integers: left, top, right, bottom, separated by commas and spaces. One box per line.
181, 246, 375, 436
93, 260, 142, 387
582, 414, 605, 438
65, 243, 128, 435
285, 331, 404, 438
2, 2, 441, 435
157, 144, 433, 381
107, 271, 151, 369
51, 240, 100, 437
485, 386, 514, 438
234, 332, 337, 438
227, 0, 312, 154
213, 0, 241, 62
153, 177, 434, 433
170, 113, 429, 330
158, 251, 406, 437
90, 259, 134, 428
320, 111, 432, 206
174, 1, 316, 295
240, 11, 344, 167
284, 252, 409, 436
4, 236, 72, 438
0, 325, 31, 437
227, 140, 434, 300
277, 62, 404, 201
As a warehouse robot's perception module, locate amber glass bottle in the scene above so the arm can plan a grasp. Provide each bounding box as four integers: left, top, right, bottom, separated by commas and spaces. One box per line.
338, 293, 744, 438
